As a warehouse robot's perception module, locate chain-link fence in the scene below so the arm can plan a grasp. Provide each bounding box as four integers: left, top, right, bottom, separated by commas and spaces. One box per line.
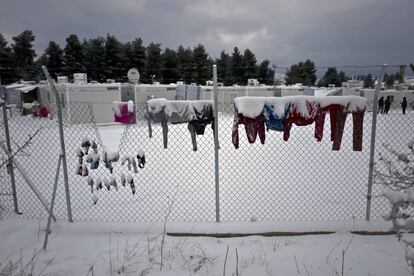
0, 103, 104, 220
371, 101, 414, 218
0, 94, 413, 223
220, 101, 413, 221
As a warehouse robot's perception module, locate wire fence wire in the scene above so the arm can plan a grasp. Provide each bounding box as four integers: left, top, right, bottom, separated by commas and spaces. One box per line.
0, 93, 413, 223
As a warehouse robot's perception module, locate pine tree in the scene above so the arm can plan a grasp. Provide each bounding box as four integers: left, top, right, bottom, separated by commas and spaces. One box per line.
177, 45, 194, 84
242, 48, 257, 84
338, 70, 348, 86
384, 74, 395, 89
161, 48, 178, 83
63, 34, 85, 79
193, 44, 210, 85
44, 41, 63, 79
84, 37, 106, 82
318, 67, 341, 87
33, 54, 49, 81
363, 74, 374, 88
0, 33, 16, 84
231, 47, 243, 85
257, 60, 274, 85
285, 63, 305, 85
285, 60, 317, 86
12, 30, 36, 80
126, 38, 146, 82
104, 34, 124, 81
395, 72, 404, 84
216, 50, 232, 86
303, 59, 317, 86
146, 42, 162, 83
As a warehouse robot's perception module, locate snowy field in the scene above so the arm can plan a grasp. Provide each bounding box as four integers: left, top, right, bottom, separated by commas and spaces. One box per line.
0, 105, 413, 275
0, 104, 413, 223
0, 218, 412, 276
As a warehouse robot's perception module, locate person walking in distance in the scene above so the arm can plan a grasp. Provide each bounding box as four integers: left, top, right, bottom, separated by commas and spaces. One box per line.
378, 96, 384, 114
384, 96, 391, 114
401, 97, 407, 114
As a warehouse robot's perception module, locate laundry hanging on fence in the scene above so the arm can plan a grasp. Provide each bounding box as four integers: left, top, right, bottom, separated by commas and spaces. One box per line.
264, 102, 291, 132
137, 149, 146, 168
75, 135, 147, 202
113, 100, 136, 124
232, 109, 266, 149
282, 99, 324, 142
188, 102, 215, 151
146, 99, 214, 151
232, 96, 367, 151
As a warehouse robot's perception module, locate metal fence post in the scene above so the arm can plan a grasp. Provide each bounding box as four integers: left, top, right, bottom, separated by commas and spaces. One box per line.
42, 66, 73, 222
213, 64, 220, 222
366, 64, 387, 221
1, 97, 19, 214
43, 154, 62, 250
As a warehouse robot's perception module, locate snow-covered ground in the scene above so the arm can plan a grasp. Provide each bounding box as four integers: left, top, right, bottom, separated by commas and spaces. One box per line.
1, 105, 413, 275
0, 218, 412, 276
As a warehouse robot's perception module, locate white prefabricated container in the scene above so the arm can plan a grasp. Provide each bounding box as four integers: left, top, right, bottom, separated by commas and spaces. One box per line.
134, 84, 177, 103
57, 76, 68, 84
64, 83, 121, 124
176, 84, 200, 100
199, 85, 275, 105
73, 73, 87, 85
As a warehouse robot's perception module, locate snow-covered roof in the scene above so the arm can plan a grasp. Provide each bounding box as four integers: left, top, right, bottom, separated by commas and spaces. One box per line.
5, 84, 27, 89
314, 88, 341, 97
16, 85, 39, 93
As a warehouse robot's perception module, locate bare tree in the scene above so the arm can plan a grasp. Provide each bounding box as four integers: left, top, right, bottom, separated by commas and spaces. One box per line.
0, 127, 43, 169
376, 139, 414, 273
375, 140, 414, 191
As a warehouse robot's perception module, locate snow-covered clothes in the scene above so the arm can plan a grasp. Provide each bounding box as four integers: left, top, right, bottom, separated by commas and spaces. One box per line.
316, 104, 365, 151
264, 103, 290, 132
146, 99, 214, 151
284, 101, 365, 151
137, 150, 146, 168
145, 109, 169, 149
232, 107, 266, 149
188, 102, 214, 151
81, 138, 91, 154
76, 148, 84, 165
283, 100, 322, 142
232, 96, 367, 152
113, 101, 136, 124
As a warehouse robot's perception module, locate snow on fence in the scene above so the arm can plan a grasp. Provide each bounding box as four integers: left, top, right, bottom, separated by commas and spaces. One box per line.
0, 101, 413, 222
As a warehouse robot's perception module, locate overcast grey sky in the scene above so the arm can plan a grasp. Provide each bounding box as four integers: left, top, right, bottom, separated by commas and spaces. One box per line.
0, 0, 413, 70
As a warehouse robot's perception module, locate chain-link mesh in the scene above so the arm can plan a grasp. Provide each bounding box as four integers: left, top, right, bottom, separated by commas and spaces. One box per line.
0, 103, 103, 220
114, 104, 216, 222
371, 101, 414, 219
220, 103, 368, 221
0, 99, 412, 222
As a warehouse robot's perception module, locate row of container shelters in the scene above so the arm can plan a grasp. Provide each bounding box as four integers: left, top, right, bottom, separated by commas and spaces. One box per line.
3, 82, 413, 124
